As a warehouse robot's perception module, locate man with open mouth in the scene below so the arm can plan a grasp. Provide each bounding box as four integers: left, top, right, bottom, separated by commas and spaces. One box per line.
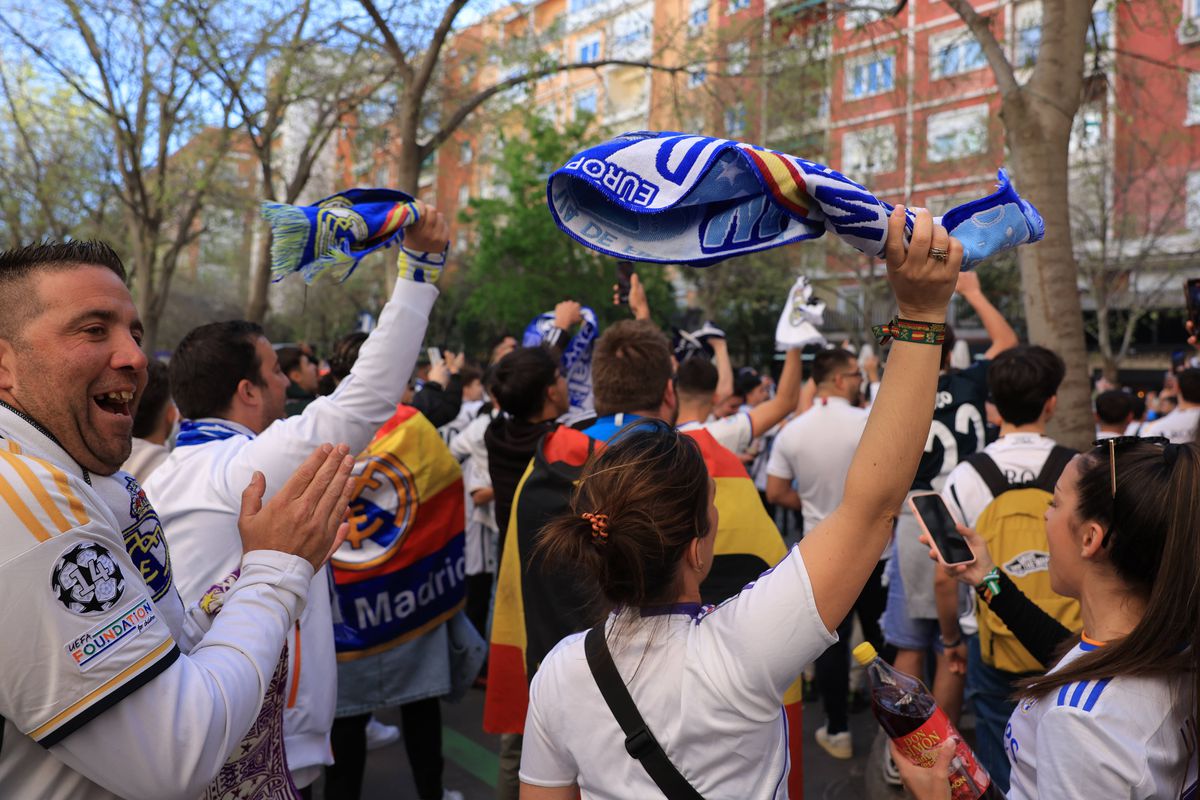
0, 239, 358, 799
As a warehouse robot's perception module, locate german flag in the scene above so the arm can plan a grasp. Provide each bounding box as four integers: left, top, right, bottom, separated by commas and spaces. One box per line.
484, 425, 804, 793
330, 405, 467, 661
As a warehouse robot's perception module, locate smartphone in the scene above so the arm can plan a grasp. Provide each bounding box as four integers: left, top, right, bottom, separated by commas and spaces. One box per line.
615, 261, 635, 305
1186, 278, 1200, 330
908, 491, 975, 566
426, 346, 443, 367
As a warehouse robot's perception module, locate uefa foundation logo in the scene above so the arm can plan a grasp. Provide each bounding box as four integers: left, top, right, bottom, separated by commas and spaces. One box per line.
51, 541, 127, 615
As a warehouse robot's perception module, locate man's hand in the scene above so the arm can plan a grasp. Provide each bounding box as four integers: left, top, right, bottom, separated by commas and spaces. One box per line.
238, 444, 357, 571
427, 361, 451, 387
554, 300, 583, 331
884, 206, 960, 323
613, 273, 651, 321
945, 642, 968, 676
444, 350, 465, 375
404, 205, 450, 254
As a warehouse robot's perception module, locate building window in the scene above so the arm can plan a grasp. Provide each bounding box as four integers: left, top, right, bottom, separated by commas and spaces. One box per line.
460, 141, 473, 164
1014, 2, 1042, 68
728, 0, 750, 12
612, 14, 651, 54
689, 0, 709, 35
1189, 73, 1200, 125
1086, 6, 1109, 50
1188, 171, 1200, 231
727, 41, 749, 74
457, 185, 470, 207
926, 104, 989, 162
575, 88, 598, 116
841, 124, 897, 176
930, 31, 985, 79
843, 0, 894, 29
579, 37, 601, 63
725, 103, 747, 138
688, 65, 707, 87
845, 53, 895, 99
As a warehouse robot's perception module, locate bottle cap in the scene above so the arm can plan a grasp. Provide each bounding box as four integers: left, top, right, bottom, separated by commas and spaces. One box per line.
852, 642, 878, 666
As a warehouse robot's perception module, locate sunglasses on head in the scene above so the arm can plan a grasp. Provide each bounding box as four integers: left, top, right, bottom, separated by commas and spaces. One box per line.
1093, 435, 1170, 499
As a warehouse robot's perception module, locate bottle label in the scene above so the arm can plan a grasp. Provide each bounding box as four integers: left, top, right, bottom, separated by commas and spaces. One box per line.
894, 708, 992, 799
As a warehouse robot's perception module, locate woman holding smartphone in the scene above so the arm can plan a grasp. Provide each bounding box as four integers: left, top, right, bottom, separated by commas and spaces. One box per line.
516, 208, 963, 799
899, 437, 1199, 799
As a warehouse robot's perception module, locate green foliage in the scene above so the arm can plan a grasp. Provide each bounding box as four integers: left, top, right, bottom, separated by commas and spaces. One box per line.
448, 111, 676, 354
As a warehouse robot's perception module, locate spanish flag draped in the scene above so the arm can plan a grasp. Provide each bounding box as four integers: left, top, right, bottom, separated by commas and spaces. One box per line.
330, 405, 467, 661
484, 425, 805, 796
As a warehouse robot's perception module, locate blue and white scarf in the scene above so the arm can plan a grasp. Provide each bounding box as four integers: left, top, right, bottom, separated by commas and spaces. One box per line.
522, 307, 599, 412
175, 420, 253, 448
547, 131, 1044, 268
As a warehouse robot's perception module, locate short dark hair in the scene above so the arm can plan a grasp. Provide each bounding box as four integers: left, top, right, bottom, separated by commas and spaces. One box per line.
0, 241, 127, 340
490, 346, 560, 421
276, 346, 309, 377
1178, 369, 1200, 404
987, 345, 1066, 426
132, 360, 172, 439
674, 357, 718, 399
459, 364, 483, 386
170, 321, 265, 420
733, 367, 763, 399
1095, 390, 1134, 425
811, 348, 856, 385
591, 320, 673, 416
328, 332, 368, 383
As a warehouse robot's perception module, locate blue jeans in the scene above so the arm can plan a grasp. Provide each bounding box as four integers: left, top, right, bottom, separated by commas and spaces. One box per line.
965, 635, 1018, 793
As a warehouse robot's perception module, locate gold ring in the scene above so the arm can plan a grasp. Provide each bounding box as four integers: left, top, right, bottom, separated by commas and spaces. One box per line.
929, 247, 949, 262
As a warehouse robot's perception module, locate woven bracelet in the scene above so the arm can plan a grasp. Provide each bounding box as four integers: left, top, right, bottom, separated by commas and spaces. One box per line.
871, 317, 947, 346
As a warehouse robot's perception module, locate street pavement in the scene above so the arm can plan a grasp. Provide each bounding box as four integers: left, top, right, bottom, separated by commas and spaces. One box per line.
308, 684, 890, 799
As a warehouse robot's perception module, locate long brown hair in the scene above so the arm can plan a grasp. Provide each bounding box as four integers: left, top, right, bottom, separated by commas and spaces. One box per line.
535, 420, 712, 609
1021, 441, 1199, 716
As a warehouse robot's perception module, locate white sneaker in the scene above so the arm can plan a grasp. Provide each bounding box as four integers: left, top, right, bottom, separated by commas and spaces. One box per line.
815, 723, 853, 759
881, 745, 902, 786
364, 716, 401, 750
442, 791, 465, 800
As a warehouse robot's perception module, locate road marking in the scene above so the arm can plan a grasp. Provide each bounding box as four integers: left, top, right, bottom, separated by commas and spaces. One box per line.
443, 725, 499, 787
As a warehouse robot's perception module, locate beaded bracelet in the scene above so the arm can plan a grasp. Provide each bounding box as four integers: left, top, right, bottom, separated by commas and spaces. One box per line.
975, 567, 1002, 602
871, 317, 947, 346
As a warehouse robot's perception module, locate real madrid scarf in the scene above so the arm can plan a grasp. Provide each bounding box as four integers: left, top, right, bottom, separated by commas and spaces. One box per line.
547, 131, 1044, 268
522, 306, 600, 412
260, 188, 424, 283
175, 419, 253, 448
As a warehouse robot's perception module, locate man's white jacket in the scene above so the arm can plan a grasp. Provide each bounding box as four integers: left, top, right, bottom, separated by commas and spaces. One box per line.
145, 277, 438, 783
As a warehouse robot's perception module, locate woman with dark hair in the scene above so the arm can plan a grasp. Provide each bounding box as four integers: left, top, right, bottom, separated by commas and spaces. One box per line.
517, 207, 964, 799
899, 437, 1199, 799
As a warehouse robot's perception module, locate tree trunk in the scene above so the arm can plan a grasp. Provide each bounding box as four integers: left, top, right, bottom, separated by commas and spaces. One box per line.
129, 220, 161, 353
1004, 106, 1095, 451
245, 226, 273, 323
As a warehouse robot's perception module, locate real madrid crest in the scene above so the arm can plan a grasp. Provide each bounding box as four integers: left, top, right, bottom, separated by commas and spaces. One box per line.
333, 453, 419, 571
51, 541, 126, 615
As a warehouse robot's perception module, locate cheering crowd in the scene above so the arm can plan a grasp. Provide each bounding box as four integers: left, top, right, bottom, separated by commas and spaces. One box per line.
0, 197, 1196, 800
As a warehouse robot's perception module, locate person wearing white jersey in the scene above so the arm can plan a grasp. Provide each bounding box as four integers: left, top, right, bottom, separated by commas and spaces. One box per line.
897, 438, 1199, 800
518, 207, 963, 799
144, 209, 449, 793
0, 240, 355, 800
765, 346, 877, 760
1142, 368, 1199, 444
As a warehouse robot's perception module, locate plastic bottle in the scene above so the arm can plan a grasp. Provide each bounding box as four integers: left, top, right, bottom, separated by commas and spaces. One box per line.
852, 642, 1004, 799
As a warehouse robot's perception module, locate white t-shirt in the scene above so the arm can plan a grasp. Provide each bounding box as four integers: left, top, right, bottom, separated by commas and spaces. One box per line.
520, 545, 836, 799
1142, 406, 1199, 444
0, 405, 311, 800
678, 412, 754, 455
1006, 641, 1197, 800
941, 433, 1062, 527
766, 396, 868, 533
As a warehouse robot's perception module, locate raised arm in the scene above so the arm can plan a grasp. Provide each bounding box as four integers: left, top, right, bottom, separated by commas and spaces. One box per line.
227, 211, 448, 499
955, 271, 1017, 359
748, 347, 802, 437
711, 336, 734, 406
800, 207, 961, 631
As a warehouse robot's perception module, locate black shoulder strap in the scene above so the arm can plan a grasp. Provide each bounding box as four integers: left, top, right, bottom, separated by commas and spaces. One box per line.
1033, 445, 1077, 493
584, 623, 706, 800
965, 452, 1012, 498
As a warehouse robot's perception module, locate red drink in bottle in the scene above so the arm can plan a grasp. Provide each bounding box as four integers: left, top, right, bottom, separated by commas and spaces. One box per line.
852, 643, 1003, 799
